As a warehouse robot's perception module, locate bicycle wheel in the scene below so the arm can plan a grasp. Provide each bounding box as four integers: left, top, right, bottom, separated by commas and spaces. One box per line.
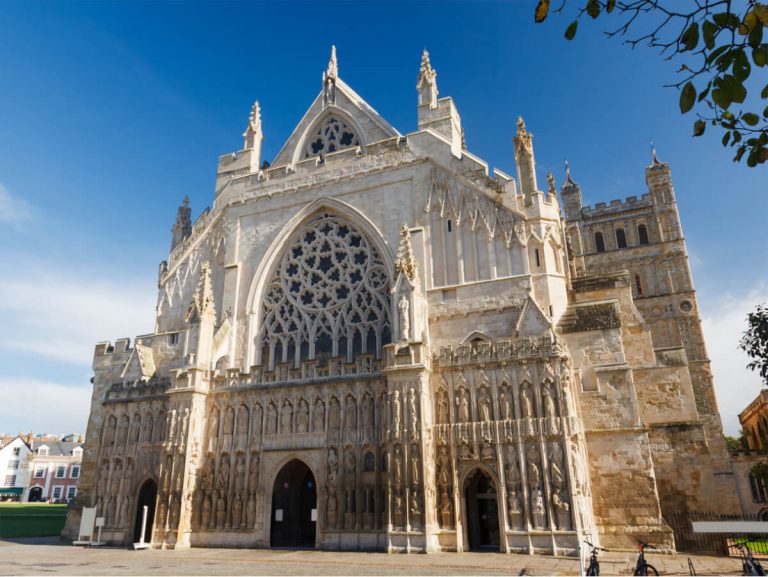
645, 564, 659, 576
586, 562, 599, 576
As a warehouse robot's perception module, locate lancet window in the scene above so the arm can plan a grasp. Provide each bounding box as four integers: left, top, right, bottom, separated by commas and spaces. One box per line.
258, 213, 391, 369
304, 115, 359, 158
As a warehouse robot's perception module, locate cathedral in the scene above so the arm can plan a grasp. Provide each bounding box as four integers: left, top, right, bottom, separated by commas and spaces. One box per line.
65, 47, 740, 555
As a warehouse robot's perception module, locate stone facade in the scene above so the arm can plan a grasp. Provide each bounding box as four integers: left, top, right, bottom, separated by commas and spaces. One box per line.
65, 48, 739, 554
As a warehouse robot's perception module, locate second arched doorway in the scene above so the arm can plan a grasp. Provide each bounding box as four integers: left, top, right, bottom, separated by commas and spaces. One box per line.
464, 468, 501, 551
270, 459, 317, 548
133, 479, 158, 544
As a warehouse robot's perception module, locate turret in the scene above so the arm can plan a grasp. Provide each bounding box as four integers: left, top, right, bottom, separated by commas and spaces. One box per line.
513, 117, 538, 202
416, 49, 463, 156
242, 101, 263, 173
170, 196, 192, 251
559, 162, 583, 221
645, 147, 676, 205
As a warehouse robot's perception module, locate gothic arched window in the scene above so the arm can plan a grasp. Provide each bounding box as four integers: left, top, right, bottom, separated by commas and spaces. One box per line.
616, 228, 628, 249
594, 232, 606, 253
638, 224, 650, 245
259, 213, 391, 369
304, 116, 359, 158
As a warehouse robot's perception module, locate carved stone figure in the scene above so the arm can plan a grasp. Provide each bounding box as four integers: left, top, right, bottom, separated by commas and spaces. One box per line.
231, 495, 242, 528
223, 407, 234, 436
437, 447, 451, 486
393, 447, 403, 485
266, 403, 277, 435
409, 491, 422, 525
437, 391, 449, 424
479, 390, 492, 421
408, 388, 418, 431
398, 294, 410, 341
345, 396, 356, 429
549, 442, 565, 489
532, 488, 545, 529
327, 490, 338, 528
201, 495, 212, 528
235, 454, 246, 494
329, 398, 340, 430
208, 408, 219, 439
458, 388, 470, 422
313, 399, 325, 431
543, 384, 556, 418
410, 449, 420, 485
362, 395, 373, 428
440, 490, 453, 528
391, 391, 402, 435
281, 400, 292, 434
344, 449, 356, 474
218, 456, 230, 492
237, 406, 249, 437
296, 400, 309, 433
246, 495, 256, 528
521, 385, 533, 418
215, 496, 226, 528
253, 404, 263, 438
501, 388, 513, 420
248, 453, 260, 494
327, 448, 339, 486
459, 443, 473, 461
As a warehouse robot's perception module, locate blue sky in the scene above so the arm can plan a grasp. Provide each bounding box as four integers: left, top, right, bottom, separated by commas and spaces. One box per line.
0, 1, 765, 436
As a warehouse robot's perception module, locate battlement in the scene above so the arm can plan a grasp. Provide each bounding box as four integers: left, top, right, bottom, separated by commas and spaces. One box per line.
581, 192, 653, 217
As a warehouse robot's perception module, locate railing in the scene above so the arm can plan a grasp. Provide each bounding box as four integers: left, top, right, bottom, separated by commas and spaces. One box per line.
666, 511, 768, 556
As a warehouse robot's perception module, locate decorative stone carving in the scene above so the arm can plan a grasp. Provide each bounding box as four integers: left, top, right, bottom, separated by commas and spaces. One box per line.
479, 388, 492, 422
398, 294, 410, 341
281, 400, 293, 434
391, 391, 401, 437
436, 389, 449, 424
313, 399, 325, 432
296, 399, 309, 433
329, 397, 340, 430
266, 403, 277, 435
457, 387, 470, 422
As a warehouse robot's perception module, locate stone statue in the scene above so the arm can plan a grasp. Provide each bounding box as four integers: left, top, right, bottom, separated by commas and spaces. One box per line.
458, 388, 470, 422
440, 490, 453, 528
266, 403, 277, 435
521, 385, 533, 418
296, 400, 309, 433
410, 451, 420, 485
391, 391, 402, 434
543, 384, 556, 418
479, 390, 492, 422
235, 455, 246, 494
237, 407, 249, 437
201, 495, 212, 528
437, 447, 451, 486
218, 456, 230, 492
329, 398, 340, 430
180, 408, 190, 443
208, 408, 219, 439
393, 447, 403, 485
409, 491, 422, 524
215, 496, 226, 528
246, 495, 256, 528
408, 389, 418, 429
398, 294, 410, 341
327, 490, 338, 528
437, 391, 449, 424
327, 448, 339, 485
344, 449, 356, 474
281, 400, 292, 434
313, 400, 325, 431
118, 416, 129, 445
248, 453, 260, 494
345, 397, 356, 429
459, 443, 472, 460
501, 389, 513, 420
549, 443, 565, 489
232, 495, 242, 528
223, 407, 234, 436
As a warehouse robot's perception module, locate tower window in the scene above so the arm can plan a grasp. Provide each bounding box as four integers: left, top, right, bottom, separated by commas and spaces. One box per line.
169, 333, 179, 345
594, 232, 605, 253
534, 248, 541, 268
616, 228, 627, 249
635, 274, 643, 296
638, 224, 649, 245
447, 220, 452, 233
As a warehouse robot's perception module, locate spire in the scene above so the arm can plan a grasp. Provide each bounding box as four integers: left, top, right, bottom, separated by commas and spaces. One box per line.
559, 161, 582, 220
394, 223, 418, 281
563, 160, 576, 187
417, 48, 438, 109
243, 101, 262, 149
187, 261, 216, 322
513, 116, 537, 199
323, 45, 338, 105
170, 196, 192, 251
650, 143, 664, 167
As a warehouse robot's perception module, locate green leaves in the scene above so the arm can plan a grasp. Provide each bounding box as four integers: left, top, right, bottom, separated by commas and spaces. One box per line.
702, 20, 717, 49
565, 20, 578, 40
743, 113, 760, 126
586, 0, 600, 19
693, 119, 706, 136
534, 0, 550, 23
712, 75, 747, 110
680, 82, 697, 113
606, 0, 615, 13
681, 22, 700, 51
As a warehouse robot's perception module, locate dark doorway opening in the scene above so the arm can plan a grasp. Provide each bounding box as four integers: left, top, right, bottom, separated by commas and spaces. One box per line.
133, 479, 157, 544
28, 487, 43, 502
270, 460, 317, 548
465, 469, 500, 551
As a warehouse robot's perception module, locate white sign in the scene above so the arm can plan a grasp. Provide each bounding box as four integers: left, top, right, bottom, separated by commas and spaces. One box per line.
95, 517, 105, 528
275, 509, 283, 521
311, 508, 317, 522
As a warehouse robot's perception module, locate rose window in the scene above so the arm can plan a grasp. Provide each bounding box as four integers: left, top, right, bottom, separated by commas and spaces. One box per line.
304, 116, 360, 158
258, 213, 391, 369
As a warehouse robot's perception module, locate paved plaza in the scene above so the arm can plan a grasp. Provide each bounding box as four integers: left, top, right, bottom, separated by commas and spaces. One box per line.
0, 538, 748, 576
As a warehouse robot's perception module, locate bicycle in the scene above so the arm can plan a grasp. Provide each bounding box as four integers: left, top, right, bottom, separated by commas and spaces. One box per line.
583, 540, 607, 576
731, 538, 767, 576
633, 540, 659, 576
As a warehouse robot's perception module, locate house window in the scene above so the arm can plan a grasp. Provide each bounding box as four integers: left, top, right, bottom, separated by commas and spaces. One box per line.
70, 465, 80, 479
8, 460, 19, 470
52, 486, 63, 500
3, 475, 16, 487
638, 224, 649, 245
38, 447, 48, 456
616, 228, 627, 249
66, 487, 77, 500
169, 332, 179, 345
13, 447, 20, 457
635, 275, 643, 296
34, 466, 45, 478
55, 466, 66, 479
594, 232, 605, 253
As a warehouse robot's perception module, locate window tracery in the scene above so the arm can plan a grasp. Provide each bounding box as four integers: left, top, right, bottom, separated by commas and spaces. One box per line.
259, 213, 391, 369
304, 116, 359, 158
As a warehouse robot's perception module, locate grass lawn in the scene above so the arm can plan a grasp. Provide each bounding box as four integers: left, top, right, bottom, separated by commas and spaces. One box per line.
0, 503, 67, 538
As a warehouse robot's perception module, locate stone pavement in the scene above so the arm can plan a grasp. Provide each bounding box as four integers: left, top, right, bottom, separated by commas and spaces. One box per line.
0, 538, 747, 575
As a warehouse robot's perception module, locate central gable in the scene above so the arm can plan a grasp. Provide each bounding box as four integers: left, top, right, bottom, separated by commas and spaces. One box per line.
272, 78, 401, 167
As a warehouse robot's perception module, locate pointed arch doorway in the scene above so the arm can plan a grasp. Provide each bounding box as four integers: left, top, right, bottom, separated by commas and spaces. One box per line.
464, 469, 501, 551
133, 479, 157, 544
270, 459, 317, 548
